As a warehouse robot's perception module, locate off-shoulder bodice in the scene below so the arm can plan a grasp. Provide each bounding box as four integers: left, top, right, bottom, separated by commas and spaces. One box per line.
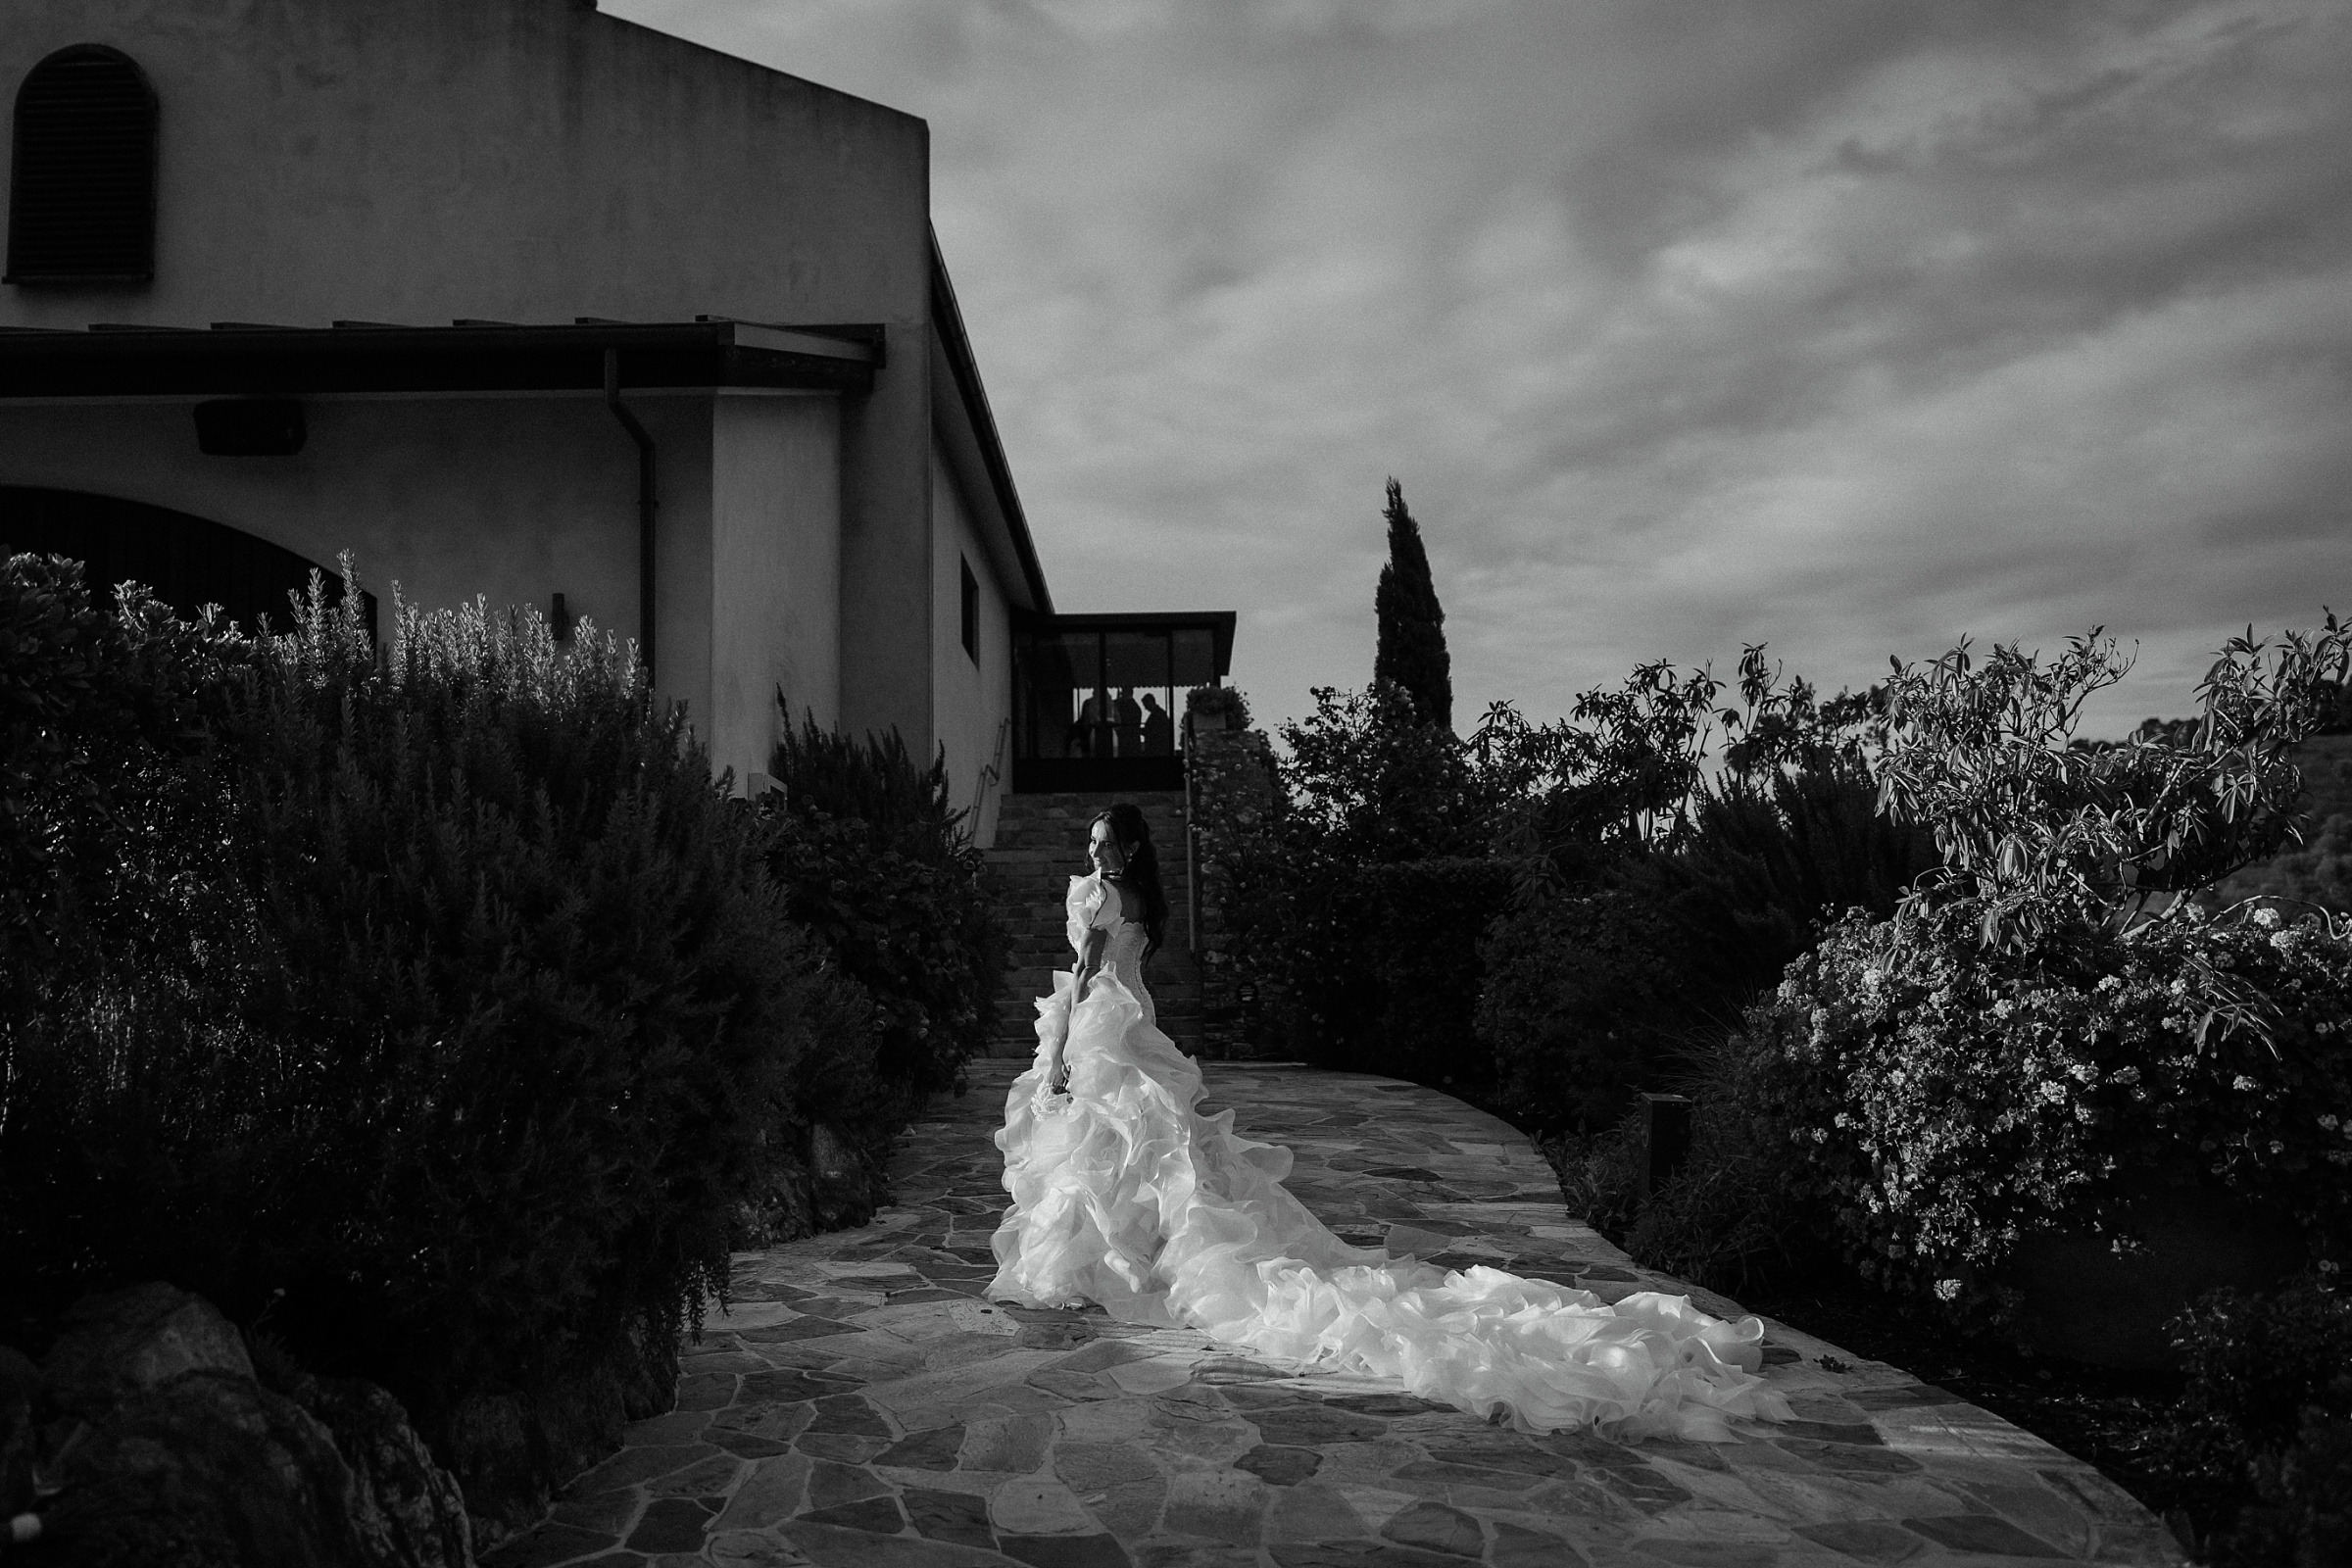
1065, 873, 1152, 1022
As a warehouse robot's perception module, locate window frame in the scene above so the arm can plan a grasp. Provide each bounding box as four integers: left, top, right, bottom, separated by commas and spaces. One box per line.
959, 556, 980, 663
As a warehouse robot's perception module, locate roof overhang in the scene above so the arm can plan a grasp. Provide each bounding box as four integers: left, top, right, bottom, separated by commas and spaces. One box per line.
1013, 610, 1238, 679
0, 318, 881, 399
929, 233, 1053, 615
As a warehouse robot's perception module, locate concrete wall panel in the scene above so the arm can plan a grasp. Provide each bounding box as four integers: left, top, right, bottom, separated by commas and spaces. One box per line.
711, 392, 840, 788
0, 393, 709, 669
931, 444, 1012, 848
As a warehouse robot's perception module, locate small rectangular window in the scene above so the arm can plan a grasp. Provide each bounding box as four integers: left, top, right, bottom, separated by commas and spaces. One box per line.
959, 557, 979, 662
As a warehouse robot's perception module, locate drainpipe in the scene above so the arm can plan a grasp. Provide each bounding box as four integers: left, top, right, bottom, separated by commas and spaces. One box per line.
604, 347, 658, 679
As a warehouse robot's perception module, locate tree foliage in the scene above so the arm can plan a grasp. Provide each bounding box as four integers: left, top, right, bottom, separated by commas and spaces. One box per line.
0, 556, 946, 1523
1875, 620, 2352, 950
761, 703, 1007, 1102
1372, 478, 1452, 733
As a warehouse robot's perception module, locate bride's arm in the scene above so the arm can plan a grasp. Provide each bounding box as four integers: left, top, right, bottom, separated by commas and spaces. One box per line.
1049, 927, 1108, 1089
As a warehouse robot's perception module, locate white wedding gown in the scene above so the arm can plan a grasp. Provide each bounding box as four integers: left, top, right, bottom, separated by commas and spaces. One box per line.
988, 873, 1794, 1441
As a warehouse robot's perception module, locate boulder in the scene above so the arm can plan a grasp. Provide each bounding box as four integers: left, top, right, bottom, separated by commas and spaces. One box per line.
40, 1367, 373, 1567
0, 1346, 35, 1516
40, 1283, 251, 1421
28, 1285, 473, 1567
307, 1379, 473, 1568
809, 1122, 875, 1230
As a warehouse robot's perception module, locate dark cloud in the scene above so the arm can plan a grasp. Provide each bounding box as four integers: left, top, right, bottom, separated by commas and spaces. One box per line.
613, 0, 2352, 737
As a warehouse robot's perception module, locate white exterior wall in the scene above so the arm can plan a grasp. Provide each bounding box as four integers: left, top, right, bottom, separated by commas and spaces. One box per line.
0, 391, 704, 666
710, 392, 841, 788
0, 0, 941, 756
930, 444, 1012, 849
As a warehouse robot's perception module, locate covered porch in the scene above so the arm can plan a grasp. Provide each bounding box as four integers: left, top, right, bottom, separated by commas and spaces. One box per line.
1008, 611, 1235, 794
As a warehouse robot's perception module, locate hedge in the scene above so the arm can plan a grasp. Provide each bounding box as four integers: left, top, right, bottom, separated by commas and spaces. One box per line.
0, 559, 891, 1531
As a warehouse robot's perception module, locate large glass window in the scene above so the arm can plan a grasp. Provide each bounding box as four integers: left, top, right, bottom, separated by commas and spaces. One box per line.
1010, 614, 1233, 790
1102, 630, 1174, 758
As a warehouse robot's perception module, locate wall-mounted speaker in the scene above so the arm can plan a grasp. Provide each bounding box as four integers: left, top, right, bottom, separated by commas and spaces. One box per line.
193, 398, 307, 457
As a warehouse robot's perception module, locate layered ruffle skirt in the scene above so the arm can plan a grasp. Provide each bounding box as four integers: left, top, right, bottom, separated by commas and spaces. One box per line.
987, 969, 1792, 1441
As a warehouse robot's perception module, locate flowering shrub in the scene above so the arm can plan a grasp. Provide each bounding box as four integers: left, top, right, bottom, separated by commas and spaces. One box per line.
1, 561, 897, 1530
1749, 894, 2352, 1313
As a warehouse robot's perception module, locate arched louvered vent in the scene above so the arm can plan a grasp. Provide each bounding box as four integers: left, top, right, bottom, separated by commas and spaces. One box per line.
6, 45, 159, 285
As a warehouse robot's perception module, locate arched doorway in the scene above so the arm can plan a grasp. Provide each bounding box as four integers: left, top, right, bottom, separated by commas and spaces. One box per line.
0, 486, 373, 637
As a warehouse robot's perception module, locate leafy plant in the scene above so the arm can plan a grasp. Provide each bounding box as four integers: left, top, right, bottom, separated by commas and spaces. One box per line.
1875, 621, 2352, 950
762, 702, 1006, 1102
2152, 1280, 2352, 1562
0, 554, 257, 978
1185, 683, 1252, 730
1, 560, 887, 1527
1478, 887, 1693, 1133
1544, 1034, 1830, 1295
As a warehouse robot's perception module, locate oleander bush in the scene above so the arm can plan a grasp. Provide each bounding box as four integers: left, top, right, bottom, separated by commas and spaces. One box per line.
0, 557, 899, 1529
1733, 621, 2352, 1321
1747, 896, 2352, 1317
762, 703, 1007, 1104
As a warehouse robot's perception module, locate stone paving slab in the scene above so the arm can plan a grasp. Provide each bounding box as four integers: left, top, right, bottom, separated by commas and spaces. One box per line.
486, 1061, 2185, 1568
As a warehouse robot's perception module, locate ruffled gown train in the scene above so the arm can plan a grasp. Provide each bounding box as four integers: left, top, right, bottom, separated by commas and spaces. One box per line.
988, 874, 1792, 1441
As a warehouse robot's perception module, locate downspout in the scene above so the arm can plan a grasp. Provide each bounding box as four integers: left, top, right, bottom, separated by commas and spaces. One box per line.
603, 348, 658, 679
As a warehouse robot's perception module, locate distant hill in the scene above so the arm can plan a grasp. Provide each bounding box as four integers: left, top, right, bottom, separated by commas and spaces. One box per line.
2207, 734, 2352, 913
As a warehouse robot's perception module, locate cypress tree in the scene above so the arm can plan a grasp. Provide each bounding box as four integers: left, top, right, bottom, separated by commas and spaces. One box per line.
1373, 477, 1452, 733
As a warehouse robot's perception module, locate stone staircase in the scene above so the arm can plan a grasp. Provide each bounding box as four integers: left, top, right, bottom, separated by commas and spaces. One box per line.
984, 790, 1201, 1056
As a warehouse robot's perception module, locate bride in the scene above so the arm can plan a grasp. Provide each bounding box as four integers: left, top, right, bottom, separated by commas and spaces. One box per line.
987, 804, 1793, 1441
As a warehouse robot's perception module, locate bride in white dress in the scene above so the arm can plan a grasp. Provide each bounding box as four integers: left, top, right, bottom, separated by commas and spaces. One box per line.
988, 805, 1793, 1441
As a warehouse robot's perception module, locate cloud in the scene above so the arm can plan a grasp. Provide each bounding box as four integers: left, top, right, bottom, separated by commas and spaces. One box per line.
611, 0, 2352, 736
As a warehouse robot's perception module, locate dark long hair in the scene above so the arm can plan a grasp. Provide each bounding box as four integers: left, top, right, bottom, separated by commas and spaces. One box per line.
1095, 803, 1170, 959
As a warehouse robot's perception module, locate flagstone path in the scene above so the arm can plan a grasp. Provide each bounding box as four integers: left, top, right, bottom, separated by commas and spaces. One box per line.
485, 1060, 2185, 1568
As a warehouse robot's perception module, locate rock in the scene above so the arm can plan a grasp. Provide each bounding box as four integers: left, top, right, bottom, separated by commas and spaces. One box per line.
445, 1391, 537, 1546
40, 1283, 252, 1421
40, 1367, 374, 1567
808, 1123, 874, 1229
31, 1285, 473, 1568
308, 1379, 473, 1568
0, 1346, 35, 1515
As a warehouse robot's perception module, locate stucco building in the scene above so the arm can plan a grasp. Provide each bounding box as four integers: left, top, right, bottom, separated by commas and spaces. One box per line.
0, 0, 1132, 844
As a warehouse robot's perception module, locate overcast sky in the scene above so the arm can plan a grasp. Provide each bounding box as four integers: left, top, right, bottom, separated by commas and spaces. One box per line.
612, 0, 2351, 739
